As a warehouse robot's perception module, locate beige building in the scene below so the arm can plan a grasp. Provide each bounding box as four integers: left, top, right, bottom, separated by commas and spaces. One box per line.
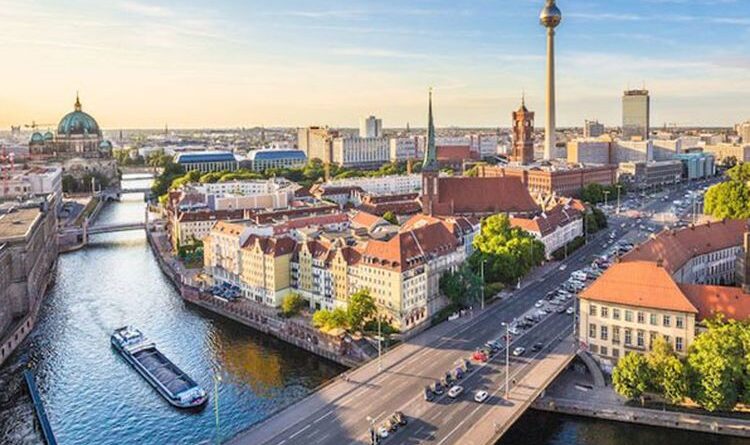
239, 236, 295, 306
704, 143, 750, 165
297, 127, 338, 163
203, 221, 250, 285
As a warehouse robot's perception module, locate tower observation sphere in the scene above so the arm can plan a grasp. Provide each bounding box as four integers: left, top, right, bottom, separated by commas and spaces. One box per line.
540, 0, 562, 29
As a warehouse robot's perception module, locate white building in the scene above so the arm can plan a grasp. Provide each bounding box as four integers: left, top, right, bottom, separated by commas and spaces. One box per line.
389, 137, 421, 162
332, 137, 390, 168
614, 140, 653, 163
567, 139, 612, 165
325, 174, 422, 196
510, 205, 584, 259
360, 116, 383, 138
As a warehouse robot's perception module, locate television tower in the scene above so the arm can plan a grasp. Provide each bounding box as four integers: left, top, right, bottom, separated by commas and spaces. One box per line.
540, 0, 562, 160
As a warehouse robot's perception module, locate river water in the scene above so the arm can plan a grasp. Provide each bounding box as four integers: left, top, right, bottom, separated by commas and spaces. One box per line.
1, 175, 747, 445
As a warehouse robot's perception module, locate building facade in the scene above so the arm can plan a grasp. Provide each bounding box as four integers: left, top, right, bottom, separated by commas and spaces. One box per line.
174, 151, 238, 173
243, 149, 307, 171
584, 120, 605, 138
332, 137, 390, 168
510, 203, 583, 258
617, 160, 683, 190
297, 127, 339, 163
622, 89, 650, 141
510, 100, 535, 165
567, 139, 612, 165
360, 116, 383, 138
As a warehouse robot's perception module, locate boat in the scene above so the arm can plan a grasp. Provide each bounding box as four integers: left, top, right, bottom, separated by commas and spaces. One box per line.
111, 326, 208, 409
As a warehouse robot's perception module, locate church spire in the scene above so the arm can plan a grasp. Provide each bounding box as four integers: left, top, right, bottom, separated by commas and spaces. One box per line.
74, 91, 82, 111
422, 88, 438, 172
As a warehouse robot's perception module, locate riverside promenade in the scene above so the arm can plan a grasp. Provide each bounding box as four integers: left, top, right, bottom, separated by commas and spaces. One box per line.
534, 366, 750, 438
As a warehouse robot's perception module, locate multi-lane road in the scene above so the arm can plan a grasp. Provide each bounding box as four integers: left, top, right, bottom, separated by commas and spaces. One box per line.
233, 182, 712, 445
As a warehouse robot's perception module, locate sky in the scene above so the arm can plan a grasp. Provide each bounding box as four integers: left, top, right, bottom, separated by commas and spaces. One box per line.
1, 0, 749, 130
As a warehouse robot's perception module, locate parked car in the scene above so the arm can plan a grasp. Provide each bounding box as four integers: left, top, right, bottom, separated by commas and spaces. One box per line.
378, 426, 389, 439
532, 342, 543, 352
513, 347, 526, 356
472, 350, 488, 362
424, 386, 435, 401
448, 385, 464, 398
566, 307, 575, 315
393, 411, 407, 426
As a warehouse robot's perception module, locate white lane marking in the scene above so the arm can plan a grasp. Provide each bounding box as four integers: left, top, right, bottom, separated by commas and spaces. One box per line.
276, 441, 286, 445
288, 424, 311, 439
313, 411, 333, 424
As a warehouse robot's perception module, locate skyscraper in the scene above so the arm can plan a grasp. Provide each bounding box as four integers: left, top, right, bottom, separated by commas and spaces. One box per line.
540, 0, 562, 161
622, 89, 651, 141
584, 120, 605, 138
359, 115, 383, 138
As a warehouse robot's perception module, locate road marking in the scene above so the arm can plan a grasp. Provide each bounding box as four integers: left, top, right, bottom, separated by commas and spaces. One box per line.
288, 424, 311, 439
313, 411, 333, 424
276, 441, 286, 445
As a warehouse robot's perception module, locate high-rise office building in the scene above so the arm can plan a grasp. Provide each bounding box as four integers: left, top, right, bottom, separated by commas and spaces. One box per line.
359, 115, 383, 138
584, 119, 605, 138
622, 89, 650, 141
297, 127, 338, 163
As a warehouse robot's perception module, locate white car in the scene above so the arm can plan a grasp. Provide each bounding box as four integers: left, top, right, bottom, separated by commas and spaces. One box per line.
534, 300, 544, 308
513, 347, 525, 356
474, 390, 489, 403
378, 427, 389, 439
448, 385, 464, 398
508, 326, 520, 335
566, 307, 575, 315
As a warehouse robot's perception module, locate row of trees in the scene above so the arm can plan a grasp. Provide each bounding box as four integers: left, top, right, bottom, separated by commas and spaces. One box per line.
311, 289, 377, 333
580, 183, 623, 205
705, 163, 750, 219
613, 317, 750, 412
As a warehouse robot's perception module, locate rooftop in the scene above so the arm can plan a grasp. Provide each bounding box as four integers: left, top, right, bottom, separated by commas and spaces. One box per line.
174, 151, 237, 163
0, 208, 41, 240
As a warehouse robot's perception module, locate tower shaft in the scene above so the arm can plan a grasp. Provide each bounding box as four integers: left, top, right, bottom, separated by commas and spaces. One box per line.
544, 27, 556, 161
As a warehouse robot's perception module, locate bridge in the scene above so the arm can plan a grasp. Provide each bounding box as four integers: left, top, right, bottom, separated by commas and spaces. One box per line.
60, 222, 146, 237
121, 187, 152, 194
226, 233, 612, 445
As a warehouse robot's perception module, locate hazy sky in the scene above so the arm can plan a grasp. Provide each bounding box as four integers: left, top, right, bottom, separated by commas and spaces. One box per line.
1, 0, 749, 129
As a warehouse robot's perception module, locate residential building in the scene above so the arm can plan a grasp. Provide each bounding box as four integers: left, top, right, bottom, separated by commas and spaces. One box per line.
242, 149, 307, 171
567, 139, 612, 165
240, 235, 296, 306
297, 127, 339, 164
174, 151, 238, 173
203, 221, 251, 285
622, 89, 650, 141
389, 137, 421, 162
510, 203, 584, 258
480, 163, 617, 198
704, 143, 750, 165
584, 120, 605, 138
323, 174, 422, 197
617, 160, 683, 190
332, 136, 390, 168
360, 116, 383, 138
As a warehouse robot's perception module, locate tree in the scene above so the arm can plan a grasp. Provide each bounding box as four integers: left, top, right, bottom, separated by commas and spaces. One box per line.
704, 180, 750, 219
686, 319, 745, 411
612, 352, 652, 403
280, 293, 305, 317
439, 265, 482, 308
472, 214, 545, 284
646, 337, 687, 404
347, 289, 377, 331
382, 211, 398, 225
726, 163, 750, 182
312, 307, 349, 331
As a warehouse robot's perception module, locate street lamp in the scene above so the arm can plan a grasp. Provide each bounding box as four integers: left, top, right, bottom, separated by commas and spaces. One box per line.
505, 323, 510, 398
480, 260, 486, 311
377, 315, 382, 373
213, 371, 222, 445
616, 185, 622, 215
366, 416, 378, 445
603, 190, 610, 209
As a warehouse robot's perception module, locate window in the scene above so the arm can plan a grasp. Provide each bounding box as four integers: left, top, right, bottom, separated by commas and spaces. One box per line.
676, 337, 683, 352
601, 307, 609, 318
624, 329, 632, 345
612, 308, 620, 320
589, 323, 597, 339
589, 305, 597, 316
600, 346, 608, 356
676, 316, 684, 329
612, 348, 620, 358
637, 330, 645, 347
650, 313, 657, 325
625, 310, 633, 322
601, 325, 609, 341
612, 326, 620, 344
590, 344, 599, 353
637, 312, 645, 324
663, 315, 671, 327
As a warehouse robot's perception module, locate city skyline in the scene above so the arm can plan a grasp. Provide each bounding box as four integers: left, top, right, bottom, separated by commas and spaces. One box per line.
2, 0, 750, 129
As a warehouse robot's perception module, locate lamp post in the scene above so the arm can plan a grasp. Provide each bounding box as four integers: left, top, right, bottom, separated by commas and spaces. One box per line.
480, 260, 486, 311
377, 315, 383, 373
505, 323, 510, 398
366, 416, 378, 445
214, 371, 222, 445
603, 190, 610, 209
616, 184, 622, 215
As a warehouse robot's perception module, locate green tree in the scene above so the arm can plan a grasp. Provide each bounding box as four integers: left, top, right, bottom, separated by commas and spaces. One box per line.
704, 180, 750, 219
439, 265, 481, 308
686, 319, 745, 411
472, 214, 545, 284
646, 337, 688, 404
280, 293, 306, 317
726, 163, 750, 182
382, 211, 398, 225
347, 289, 377, 331
312, 310, 332, 329
612, 352, 652, 403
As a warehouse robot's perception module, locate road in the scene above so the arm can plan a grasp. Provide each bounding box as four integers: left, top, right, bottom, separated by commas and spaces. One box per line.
234, 182, 710, 445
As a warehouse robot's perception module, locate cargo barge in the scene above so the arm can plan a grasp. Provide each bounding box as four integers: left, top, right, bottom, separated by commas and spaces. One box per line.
111, 326, 208, 409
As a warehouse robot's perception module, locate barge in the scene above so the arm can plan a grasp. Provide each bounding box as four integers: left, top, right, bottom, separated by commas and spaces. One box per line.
111, 326, 208, 409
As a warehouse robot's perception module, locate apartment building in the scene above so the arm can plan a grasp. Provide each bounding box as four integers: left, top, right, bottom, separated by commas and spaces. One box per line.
510, 203, 584, 258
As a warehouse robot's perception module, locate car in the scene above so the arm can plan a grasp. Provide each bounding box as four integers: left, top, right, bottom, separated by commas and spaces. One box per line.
532, 342, 543, 352
424, 386, 435, 401
393, 411, 407, 426
472, 350, 488, 362
534, 300, 544, 308
432, 381, 445, 395
453, 368, 464, 380
556, 306, 567, 314
474, 390, 489, 403
384, 418, 398, 432
445, 371, 454, 384
508, 326, 520, 335
448, 385, 464, 398
377, 426, 389, 439
566, 307, 575, 315
513, 347, 525, 356
558, 264, 567, 271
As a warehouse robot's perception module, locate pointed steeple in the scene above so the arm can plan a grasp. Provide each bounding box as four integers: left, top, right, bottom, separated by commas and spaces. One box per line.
422, 88, 438, 172
74, 91, 82, 111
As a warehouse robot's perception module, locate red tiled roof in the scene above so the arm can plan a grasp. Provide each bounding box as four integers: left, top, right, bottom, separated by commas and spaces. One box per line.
579, 261, 698, 314
242, 235, 297, 257
622, 219, 749, 273
350, 210, 385, 230
437, 145, 472, 161
363, 220, 459, 272
432, 177, 538, 216
510, 204, 582, 237
680, 284, 750, 321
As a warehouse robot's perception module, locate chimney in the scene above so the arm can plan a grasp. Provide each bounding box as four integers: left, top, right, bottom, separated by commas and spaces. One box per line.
656, 257, 664, 268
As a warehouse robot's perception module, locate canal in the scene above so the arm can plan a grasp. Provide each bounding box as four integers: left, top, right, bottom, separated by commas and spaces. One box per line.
1, 175, 748, 445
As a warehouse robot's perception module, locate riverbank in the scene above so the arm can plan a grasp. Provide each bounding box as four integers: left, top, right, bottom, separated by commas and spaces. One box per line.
145, 224, 368, 368
533, 366, 750, 438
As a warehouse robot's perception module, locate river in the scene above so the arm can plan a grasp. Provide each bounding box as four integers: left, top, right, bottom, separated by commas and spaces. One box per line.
1, 175, 747, 445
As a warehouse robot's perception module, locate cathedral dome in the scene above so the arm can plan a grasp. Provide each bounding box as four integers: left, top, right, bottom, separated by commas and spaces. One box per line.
30, 132, 44, 144
57, 94, 101, 137
99, 140, 113, 150
44, 131, 54, 141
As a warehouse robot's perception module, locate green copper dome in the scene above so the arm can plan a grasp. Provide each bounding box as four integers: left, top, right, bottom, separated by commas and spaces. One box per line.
99, 140, 113, 150
57, 94, 101, 137
30, 132, 45, 144
43, 131, 54, 140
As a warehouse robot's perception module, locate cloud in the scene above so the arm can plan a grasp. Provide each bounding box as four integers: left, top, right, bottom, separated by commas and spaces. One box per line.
118, 1, 172, 18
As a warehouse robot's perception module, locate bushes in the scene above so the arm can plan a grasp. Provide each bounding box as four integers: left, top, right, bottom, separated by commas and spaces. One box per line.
280, 293, 306, 317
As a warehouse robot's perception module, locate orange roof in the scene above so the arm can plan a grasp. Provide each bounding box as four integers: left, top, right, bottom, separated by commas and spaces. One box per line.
363, 220, 458, 272
212, 221, 246, 237
579, 261, 698, 314
510, 204, 582, 237
433, 177, 538, 216
680, 284, 750, 321
622, 219, 749, 273
350, 210, 385, 230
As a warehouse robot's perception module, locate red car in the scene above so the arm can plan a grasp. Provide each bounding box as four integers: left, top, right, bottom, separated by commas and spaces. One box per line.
472, 351, 488, 362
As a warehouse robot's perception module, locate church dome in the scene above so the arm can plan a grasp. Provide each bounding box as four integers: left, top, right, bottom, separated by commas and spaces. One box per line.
30, 132, 45, 144
99, 140, 113, 150
57, 94, 101, 137
43, 131, 54, 140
